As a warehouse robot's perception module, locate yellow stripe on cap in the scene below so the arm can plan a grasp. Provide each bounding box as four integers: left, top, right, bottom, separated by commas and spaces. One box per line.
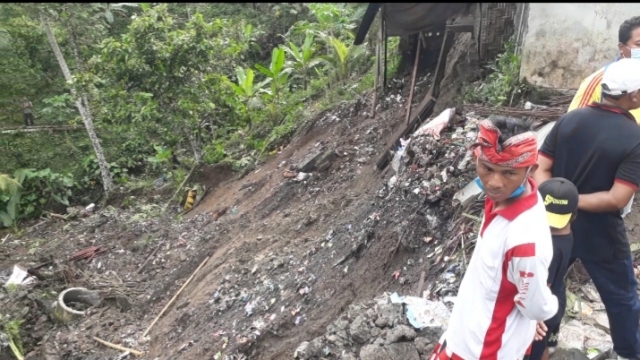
547, 211, 571, 229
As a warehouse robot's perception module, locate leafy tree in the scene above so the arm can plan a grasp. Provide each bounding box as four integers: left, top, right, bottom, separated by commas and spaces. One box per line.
90, 5, 247, 163
42, 16, 114, 194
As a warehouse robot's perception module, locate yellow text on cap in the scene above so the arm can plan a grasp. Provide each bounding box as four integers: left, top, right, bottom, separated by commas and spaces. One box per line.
544, 194, 568, 206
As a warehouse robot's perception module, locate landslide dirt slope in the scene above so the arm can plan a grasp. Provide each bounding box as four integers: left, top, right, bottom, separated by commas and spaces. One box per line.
145, 34, 478, 360
145, 95, 418, 359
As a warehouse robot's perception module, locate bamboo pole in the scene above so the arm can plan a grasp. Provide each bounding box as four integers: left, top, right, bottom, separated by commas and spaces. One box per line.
370, 12, 382, 118
93, 337, 144, 357
0, 125, 83, 134
141, 255, 210, 338
405, 35, 422, 125
382, 5, 388, 92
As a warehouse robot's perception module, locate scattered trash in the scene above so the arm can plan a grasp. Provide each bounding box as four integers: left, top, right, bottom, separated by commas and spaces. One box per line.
391, 138, 411, 173
392, 270, 401, 280
389, 292, 450, 330
558, 319, 612, 354
413, 108, 456, 139
153, 174, 168, 189
67, 245, 108, 263
524, 101, 549, 111
388, 175, 398, 188
4, 265, 35, 288
84, 203, 96, 213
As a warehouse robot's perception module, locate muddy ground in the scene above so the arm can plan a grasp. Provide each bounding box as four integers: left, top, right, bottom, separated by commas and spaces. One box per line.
1, 33, 638, 360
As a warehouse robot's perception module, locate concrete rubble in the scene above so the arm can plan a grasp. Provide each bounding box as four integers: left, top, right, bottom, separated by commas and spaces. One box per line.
294, 293, 443, 360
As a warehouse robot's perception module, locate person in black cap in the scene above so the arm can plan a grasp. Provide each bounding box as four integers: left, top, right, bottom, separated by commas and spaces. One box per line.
529, 178, 579, 360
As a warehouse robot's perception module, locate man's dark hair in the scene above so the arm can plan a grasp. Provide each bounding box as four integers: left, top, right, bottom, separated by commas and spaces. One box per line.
619, 16, 640, 44
487, 115, 534, 146
601, 83, 628, 101
602, 92, 625, 101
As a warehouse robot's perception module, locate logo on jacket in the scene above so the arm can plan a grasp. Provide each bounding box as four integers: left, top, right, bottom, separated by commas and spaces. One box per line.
519, 271, 535, 278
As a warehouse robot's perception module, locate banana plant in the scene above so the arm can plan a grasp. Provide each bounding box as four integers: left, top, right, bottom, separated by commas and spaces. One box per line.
228, 67, 270, 107
255, 47, 292, 104
320, 36, 367, 86
0, 173, 19, 196
0, 169, 27, 230
91, 3, 139, 25
283, 32, 321, 90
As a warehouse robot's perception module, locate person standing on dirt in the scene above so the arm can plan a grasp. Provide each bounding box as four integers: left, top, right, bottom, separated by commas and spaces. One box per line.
535, 58, 640, 360
528, 178, 579, 360
429, 116, 558, 360
22, 97, 35, 127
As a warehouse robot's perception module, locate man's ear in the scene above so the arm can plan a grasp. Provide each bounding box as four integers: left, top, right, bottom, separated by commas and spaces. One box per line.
529, 163, 539, 175
619, 42, 629, 58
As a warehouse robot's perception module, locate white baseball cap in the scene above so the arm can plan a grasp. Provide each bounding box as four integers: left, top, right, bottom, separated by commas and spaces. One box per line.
601, 58, 640, 96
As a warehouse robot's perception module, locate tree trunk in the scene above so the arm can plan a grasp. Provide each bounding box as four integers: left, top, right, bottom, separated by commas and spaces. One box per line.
183, 125, 202, 164
42, 17, 114, 195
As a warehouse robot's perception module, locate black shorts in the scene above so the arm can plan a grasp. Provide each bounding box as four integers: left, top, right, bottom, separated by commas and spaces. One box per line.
529, 233, 574, 360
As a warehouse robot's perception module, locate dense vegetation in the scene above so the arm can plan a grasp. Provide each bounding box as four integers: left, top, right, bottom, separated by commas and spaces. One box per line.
0, 3, 394, 227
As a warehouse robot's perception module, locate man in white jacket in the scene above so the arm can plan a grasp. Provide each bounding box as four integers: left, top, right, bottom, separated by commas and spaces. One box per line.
430, 116, 558, 360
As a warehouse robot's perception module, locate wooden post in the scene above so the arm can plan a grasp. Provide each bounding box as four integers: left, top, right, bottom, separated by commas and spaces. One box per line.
370, 12, 383, 118
405, 34, 422, 125
382, 5, 388, 92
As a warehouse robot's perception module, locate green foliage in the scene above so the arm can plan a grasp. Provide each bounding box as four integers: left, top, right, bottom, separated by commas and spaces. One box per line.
464, 39, 525, 106
3, 317, 24, 360
283, 32, 321, 90
147, 145, 173, 171
255, 46, 293, 105
227, 67, 270, 106
0, 168, 74, 228
0, 2, 377, 226
321, 36, 369, 86
0, 173, 19, 195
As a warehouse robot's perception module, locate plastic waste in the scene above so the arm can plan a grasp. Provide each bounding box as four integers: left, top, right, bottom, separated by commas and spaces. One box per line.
524, 101, 549, 110
391, 138, 411, 173
389, 292, 450, 330
4, 265, 35, 287
413, 108, 455, 139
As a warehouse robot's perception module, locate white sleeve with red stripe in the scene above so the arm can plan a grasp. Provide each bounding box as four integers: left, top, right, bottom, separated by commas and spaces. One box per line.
506, 245, 558, 321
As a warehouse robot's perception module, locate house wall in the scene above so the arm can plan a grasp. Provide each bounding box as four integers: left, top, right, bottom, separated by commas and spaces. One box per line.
519, 3, 640, 89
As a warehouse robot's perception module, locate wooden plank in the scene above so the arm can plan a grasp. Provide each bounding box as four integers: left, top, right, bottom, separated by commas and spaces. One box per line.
416, 271, 426, 297
370, 13, 383, 118
404, 35, 422, 125
0, 125, 83, 134
375, 95, 435, 170
376, 27, 457, 171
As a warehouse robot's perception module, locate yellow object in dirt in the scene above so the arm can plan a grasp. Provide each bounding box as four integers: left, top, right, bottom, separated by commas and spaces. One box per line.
184, 189, 196, 211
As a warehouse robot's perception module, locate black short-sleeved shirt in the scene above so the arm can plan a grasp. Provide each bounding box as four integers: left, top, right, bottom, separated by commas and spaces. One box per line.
539, 103, 640, 261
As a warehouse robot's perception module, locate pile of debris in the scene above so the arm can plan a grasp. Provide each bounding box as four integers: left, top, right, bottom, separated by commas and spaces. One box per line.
294, 292, 449, 360
292, 101, 618, 360
379, 108, 484, 295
